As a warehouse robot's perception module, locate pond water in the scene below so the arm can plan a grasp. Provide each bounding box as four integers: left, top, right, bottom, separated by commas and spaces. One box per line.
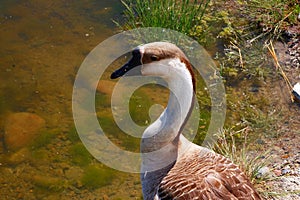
0, 0, 145, 199
0, 1, 212, 199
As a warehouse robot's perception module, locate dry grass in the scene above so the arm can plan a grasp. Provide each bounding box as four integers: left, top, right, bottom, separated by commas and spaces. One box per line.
211, 128, 274, 198
267, 41, 295, 102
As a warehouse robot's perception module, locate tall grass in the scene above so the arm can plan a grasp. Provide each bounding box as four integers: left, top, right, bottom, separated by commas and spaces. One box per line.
212, 128, 271, 182
117, 0, 209, 35
211, 128, 277, 198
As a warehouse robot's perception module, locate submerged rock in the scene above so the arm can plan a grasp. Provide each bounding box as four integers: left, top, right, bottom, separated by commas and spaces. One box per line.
96, 80, 116, 95
4, 112, 45, 150
32, 174, 66, 191
7, 147, 30, 165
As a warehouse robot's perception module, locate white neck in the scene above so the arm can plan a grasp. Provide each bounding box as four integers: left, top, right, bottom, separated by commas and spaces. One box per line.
141, 58, 194, 172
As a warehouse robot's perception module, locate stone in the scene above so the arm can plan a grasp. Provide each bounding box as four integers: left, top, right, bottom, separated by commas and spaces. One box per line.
282, 167, 291, 175
4, 112, 45, 150
65, 166, 83, 180
32, 174, 65, 191
256, 166, 270, 178
273, 169, 282, 176
7, 147, 30, 165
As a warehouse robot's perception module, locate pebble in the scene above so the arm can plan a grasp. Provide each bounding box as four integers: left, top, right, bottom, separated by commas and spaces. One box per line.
282, 167, 291, 175
274, 169, 282, 176
257, 166, 270, 178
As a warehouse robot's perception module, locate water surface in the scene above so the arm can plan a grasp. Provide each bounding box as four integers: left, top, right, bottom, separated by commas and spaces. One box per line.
0, 1, 145, 199
0, 1, 213, 199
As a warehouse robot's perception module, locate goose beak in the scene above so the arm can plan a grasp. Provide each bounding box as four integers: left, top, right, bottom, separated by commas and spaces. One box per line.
110, 62, 131, 79
111, 49, 142, 79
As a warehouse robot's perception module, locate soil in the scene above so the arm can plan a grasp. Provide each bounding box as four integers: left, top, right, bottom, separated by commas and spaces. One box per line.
262, 38, 300, 199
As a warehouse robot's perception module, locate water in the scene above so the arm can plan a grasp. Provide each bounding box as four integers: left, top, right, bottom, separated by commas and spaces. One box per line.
0, 0, 145, 199
0, 1, 213, 199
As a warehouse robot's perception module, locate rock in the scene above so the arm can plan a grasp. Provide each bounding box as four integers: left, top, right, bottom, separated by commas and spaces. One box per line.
256, 166, 270, 178
7, 147, 30, 165
32, 174, 65, 191
4, 112, 45, 150
96, 80, 116, 95
65, 166, 83, 180
273, 169, 282, 176
256, 139, 265, 144
282, 166, 291, 175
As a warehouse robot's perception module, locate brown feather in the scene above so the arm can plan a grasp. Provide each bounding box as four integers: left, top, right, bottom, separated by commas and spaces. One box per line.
158, 150, 261, 200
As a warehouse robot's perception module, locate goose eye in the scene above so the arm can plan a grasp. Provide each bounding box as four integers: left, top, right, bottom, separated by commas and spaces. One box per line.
150, 55, 159, 61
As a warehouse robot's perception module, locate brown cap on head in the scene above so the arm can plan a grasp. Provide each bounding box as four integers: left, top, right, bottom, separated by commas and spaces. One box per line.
111, 42, 196, 92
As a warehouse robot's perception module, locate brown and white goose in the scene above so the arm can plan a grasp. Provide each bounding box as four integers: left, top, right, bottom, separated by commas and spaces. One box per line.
111, 42, 261, 200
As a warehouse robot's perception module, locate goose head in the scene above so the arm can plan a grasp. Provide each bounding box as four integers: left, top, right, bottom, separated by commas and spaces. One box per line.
110, 42, 195, 91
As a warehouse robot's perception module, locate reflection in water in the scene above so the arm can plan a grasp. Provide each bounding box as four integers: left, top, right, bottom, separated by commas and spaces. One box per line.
0, 0, 145, 199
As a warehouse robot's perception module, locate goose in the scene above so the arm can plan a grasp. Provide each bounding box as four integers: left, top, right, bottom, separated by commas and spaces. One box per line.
111, 42, 261, 200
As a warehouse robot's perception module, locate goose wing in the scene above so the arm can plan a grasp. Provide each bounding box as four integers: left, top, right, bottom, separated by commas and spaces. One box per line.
157, 150, 261, 200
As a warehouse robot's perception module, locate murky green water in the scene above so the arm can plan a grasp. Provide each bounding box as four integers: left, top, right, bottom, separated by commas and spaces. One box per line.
0, 1, 212, 199
0, 1, 146, 199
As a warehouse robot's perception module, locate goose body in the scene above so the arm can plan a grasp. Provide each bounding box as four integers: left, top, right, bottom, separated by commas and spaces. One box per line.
111, 42, 261, 200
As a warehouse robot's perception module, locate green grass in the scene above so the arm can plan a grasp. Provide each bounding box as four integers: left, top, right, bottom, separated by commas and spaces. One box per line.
243, 0, 300, 40
213, 0, 300, 43
210, 122, 297, 199
212, 128, 270, 183
213, 0, 299, 81
116, 0, 209, 36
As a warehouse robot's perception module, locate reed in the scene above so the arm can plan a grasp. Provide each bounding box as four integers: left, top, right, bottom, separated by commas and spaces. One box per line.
117, 0, 209, 36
